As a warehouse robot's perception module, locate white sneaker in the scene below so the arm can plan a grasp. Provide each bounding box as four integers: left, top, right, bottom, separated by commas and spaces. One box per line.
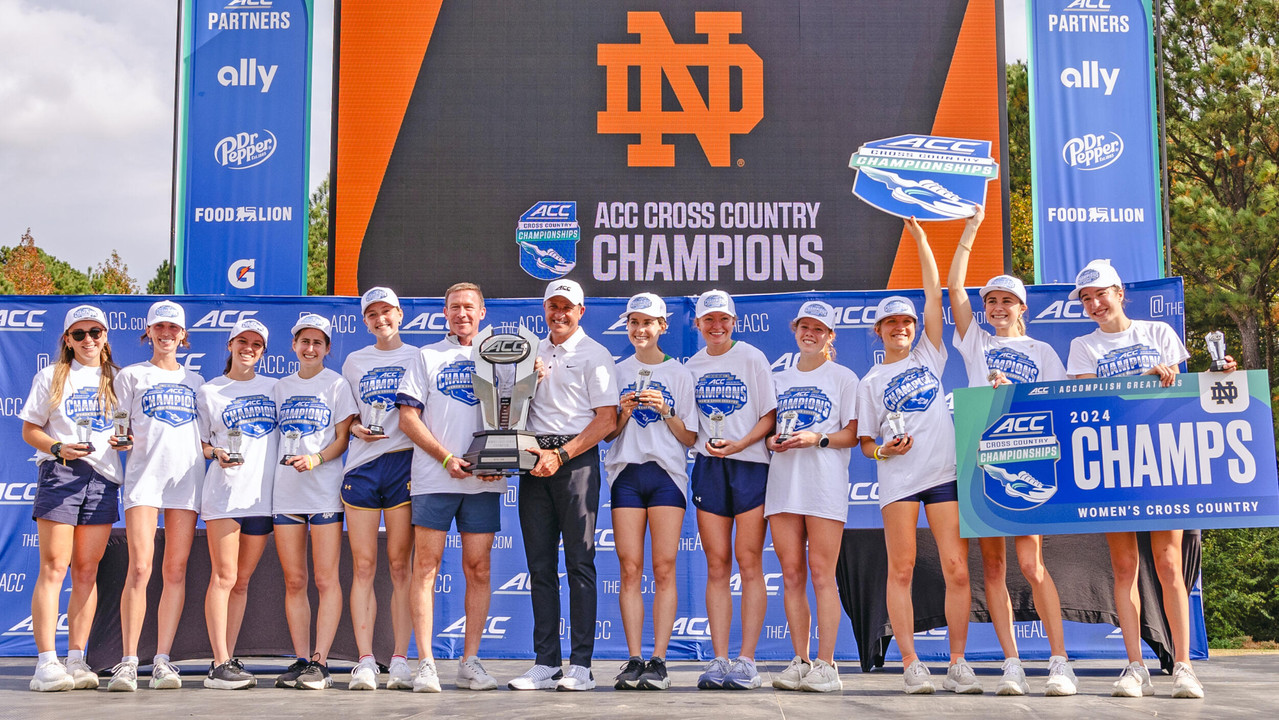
150, 658, 183, 689
772, 656, 810, 690
798, 658, 842, 693
943, 659, 984, 694
387, 656, 413, 690
1171, 661, 1204, 699
30, 659, 74, 692
411, 660, 441, 693
107, 661, 138, 692
903, 660, 935, 694
995, 657, 1028, 696
556, 664, 596, 691
1111, 661, 1153, 697
508, 663, 562, 690
1044, 655, 1077, 696
457, 656, 498, 690
348, 657, 379, 691
65, 657, 99, 690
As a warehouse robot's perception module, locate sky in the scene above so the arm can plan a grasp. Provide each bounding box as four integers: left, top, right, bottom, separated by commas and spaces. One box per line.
0, 0, 1027, 288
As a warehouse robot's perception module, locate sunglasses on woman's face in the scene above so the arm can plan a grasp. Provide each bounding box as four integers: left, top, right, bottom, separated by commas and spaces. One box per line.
68, 328, 104, 341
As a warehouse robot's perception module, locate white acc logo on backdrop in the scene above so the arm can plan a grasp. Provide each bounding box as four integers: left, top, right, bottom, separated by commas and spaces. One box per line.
228, 259, 256, 289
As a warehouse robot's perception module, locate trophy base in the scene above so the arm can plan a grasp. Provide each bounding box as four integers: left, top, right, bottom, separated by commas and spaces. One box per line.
112, 436, 132, 450
280, 455, 297, 466
78, 442, 96, 453
463, 430, 539, 476
225, 453, 244, 465
892, 434, 909, 442
709, 438, 728, 448
367, 425, 385, 436
1210, 360, 1229, 372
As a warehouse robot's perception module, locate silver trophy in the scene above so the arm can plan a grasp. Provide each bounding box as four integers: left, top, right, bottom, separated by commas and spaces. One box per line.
635, 367, 653, 398
708, 410, 727, 448
776, 410, 799, 443
886, 411, 908, 441
463, 325, 542, 475
366, 400, 389, 436
74, 417, 96, 453
111, 410, 131, 449
1205, 331, 1229, 372
280, 429, 302, 465
225, 427, 245, 465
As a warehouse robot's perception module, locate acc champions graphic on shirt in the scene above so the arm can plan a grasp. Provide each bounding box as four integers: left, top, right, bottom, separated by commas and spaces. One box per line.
883, 367, 939, 413
222, 394, 277, 438
436, 360, 479, 406
140, 384, 199, 427
849, 134, 999, 220
695, 372, 748, 416
1096, 345, 1164, 378
623, 379, 675, 427
64, 389, 111, 431
359, 366, 405, 405
278, 395, 332, 437
517, 201, 580, 280
986, 347, 1041, 384
776, 386, 831, 430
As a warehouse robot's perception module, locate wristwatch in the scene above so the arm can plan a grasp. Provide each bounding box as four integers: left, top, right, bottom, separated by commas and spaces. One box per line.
556, 447, 570, 465
50, 442, 63, 459
818, 433, 830, 448
661, 406, 675, 419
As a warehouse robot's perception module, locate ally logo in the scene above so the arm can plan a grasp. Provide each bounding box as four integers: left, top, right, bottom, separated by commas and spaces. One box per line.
517, 201, 579, 280
849, 134, 999, 220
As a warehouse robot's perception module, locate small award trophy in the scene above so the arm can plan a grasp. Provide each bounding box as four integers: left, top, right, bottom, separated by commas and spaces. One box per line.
708, 411, 727, 448
280, 430, 302, 465
225, 428, 245, 465
463, 325, 542, 475
635, 368, 653, 398
776, 410, 799, 443
1205, 331, 1229, 372
367, 400, 388, 436
111, 410, 131, 449
74, 417, 96, 453
886, 411, 908, 441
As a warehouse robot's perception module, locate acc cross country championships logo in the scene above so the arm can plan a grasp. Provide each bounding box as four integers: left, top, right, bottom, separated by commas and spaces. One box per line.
517, 201, 580, 280
849, 135, 999, 220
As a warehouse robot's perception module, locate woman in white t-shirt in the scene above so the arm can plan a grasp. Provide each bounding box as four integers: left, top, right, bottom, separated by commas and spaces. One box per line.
20, 305, 123, 692
604, 293, 697, 691
763, 301, 858, 693
1066, 259, 1233, 700
854, 218, 978, 695
946, 207, 1074, 696
196, 318, 278, 690
270, 314, 358, 690
112, 300, 204, 691
684, 289, 777, 691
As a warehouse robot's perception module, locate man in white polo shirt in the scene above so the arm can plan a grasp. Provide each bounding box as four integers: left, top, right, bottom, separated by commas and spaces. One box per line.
507, 279, 617, 692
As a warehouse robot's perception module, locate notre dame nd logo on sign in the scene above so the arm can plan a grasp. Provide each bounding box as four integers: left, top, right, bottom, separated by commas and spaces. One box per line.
598, 12, 763, 167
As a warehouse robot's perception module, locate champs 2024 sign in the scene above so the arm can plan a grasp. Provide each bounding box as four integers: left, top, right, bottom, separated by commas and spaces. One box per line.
955, 371, 1279, 538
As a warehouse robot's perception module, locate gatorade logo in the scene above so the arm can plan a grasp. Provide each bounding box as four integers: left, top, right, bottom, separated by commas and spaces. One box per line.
597, 12, 763, 167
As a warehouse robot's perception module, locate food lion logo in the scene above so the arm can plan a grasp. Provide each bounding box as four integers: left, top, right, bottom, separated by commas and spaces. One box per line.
1062, 132, 1123, 171
214, 129, 277, 169
597, 11, 763, 167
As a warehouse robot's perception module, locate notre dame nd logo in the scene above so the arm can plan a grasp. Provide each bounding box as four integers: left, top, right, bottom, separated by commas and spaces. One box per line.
597, 12, 763, 167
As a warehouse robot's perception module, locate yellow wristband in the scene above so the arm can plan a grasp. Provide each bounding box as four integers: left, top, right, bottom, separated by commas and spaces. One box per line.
442, 453, 454, 469
874, 446, 885, 461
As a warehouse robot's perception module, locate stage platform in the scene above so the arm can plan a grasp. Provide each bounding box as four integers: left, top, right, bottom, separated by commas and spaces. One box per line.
1, 654, 1272, 719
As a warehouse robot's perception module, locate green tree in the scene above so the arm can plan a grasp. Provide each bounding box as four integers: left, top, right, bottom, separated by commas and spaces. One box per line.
1005, 62, 1034, 284
0, 229, 56, 294
307, 176, 330, 295
147, 260, 174, 294
1202, 528, 1279, 643
89, 250, 138, 294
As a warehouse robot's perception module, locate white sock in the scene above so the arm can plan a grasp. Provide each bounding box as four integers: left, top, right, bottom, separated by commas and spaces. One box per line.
154, 653, 171, 665
38, 650, 57, 665
67, 649, 84, 663
122, 655, 138, 666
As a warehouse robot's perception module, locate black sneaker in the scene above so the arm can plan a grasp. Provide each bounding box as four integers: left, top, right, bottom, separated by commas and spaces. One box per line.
614, 656, 645, 690
275, 658, 309, 689
637, 657, 670, 690
204, 659, 256, 690
297, 661, 332, 690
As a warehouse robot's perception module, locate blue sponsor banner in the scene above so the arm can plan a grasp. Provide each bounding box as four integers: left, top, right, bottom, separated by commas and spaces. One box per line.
956, 371, 1279, 538
175, 0, 312, 295
849, 134, 998, 220
1028, 0, 1164, 283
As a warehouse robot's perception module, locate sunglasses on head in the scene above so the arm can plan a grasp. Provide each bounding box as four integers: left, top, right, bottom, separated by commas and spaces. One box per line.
68, 328, 104, 341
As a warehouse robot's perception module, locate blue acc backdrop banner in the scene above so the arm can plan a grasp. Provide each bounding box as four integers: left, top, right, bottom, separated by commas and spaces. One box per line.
1028, 0, 1164, 283
0, 281, 1201, 661
174, 0, 312, 295
955, 371, 1279, 538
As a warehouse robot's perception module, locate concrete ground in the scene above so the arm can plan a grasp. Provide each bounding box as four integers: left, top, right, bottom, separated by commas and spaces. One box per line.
1, 654, 1274, 719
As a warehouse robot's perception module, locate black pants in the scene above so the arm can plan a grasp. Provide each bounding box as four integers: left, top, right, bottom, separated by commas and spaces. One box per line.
518, 446, 600, 668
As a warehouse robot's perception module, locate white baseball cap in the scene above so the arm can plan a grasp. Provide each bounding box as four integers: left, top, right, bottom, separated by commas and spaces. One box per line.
544, 279, 585, 306
695, 289, 736, 318
1069, 259, 1124, 300
63, 305, 108, 332
794, 300, 836, 330
874, 295, 918, 322
979, 275, 1027, 305
291, 313, 332, 340
621, 292, 666, 319
228, 317, 269, 346
360, 286, 401, 313
146, 300, 186, 329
